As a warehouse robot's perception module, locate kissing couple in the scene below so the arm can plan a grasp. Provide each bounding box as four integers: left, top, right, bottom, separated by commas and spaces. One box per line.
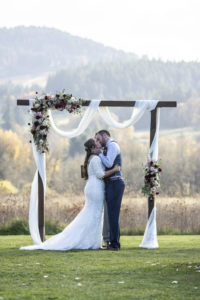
20, 130, 125, 251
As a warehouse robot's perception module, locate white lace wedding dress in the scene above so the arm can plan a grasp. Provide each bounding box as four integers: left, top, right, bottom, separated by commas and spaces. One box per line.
20, 156, 105, 251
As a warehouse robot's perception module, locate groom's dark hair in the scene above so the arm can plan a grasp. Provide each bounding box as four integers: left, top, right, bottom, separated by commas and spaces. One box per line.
96, 130, 110, 137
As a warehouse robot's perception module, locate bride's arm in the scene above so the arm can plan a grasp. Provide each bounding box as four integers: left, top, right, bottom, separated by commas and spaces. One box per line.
91, 156, 120, 178
92, 156, 120, 179
103, 165, 120, 178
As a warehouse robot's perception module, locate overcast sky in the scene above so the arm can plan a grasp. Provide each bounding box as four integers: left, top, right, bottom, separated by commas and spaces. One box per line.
1, 0, 199, 62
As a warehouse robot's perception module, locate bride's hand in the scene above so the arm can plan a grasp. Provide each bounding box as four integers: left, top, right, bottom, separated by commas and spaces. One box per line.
113, 165, 120, 172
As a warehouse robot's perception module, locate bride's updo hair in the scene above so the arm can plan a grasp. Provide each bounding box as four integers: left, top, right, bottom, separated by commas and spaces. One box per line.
83, 138, 96, 180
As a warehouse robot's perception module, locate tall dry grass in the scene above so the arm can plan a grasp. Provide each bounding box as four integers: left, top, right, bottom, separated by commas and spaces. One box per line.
1, 193, 200, 234
120, 197, 200, 234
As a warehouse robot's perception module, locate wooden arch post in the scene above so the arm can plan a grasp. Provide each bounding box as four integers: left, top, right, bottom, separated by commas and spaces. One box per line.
17, 99, 177, 241
149, 107, 158, 217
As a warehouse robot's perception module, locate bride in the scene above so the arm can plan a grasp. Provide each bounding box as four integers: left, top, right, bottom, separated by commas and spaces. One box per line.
20, 138, 120, 251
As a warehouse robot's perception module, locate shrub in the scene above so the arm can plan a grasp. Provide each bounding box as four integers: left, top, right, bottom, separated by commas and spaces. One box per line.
0, 219, 29, 235
0, 219, 63, 235
45, 220, 63, 235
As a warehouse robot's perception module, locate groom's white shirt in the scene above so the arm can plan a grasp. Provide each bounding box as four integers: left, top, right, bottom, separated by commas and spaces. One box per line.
99, 139, 120, 169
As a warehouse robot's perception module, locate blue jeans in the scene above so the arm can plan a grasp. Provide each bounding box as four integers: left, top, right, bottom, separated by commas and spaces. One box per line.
105, 179, 125, 249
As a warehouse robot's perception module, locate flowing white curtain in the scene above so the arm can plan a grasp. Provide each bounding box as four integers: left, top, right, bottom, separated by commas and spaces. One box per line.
48, 100, 100, 137
139, 108, 160, 249
98, 100, 158, 128
139, 204, 158, 249
29, 100, 100, 244
98, 100, 159, 249
29, 143, 46, 245
28, 99, 160, 249
148, 108, 160, 162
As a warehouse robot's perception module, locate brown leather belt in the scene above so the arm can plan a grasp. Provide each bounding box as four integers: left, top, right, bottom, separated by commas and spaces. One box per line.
104, 177, 123, 183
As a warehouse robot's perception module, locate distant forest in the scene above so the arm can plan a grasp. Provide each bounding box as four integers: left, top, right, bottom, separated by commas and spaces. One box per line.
0, 26, 200, 195
0, 26, 137, 77
1, 59, 200, 130
0, 27, 200, 130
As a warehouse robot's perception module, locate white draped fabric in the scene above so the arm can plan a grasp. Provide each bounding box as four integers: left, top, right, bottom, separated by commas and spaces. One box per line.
28, 100, 100, 245
48, 100, 100, 137
28, 99, 160, 249
98, 100, 160, 249
148, 108, 160, 162
139, 203, 158, 249
29, 143, 46, 245
139, 109, 160, 249
98, 100, 158, 128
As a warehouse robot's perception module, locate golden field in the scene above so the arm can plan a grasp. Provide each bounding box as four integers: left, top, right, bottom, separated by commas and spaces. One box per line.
1, 193, 200, 234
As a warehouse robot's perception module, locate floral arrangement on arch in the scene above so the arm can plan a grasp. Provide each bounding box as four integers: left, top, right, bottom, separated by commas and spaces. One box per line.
142, 160, 162, 198
29, 91, 85, 153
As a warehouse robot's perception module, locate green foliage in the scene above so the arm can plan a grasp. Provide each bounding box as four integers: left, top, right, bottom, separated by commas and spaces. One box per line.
47, 60, 200, 104
0, 219, 29, 235
0, 219, 63, 235
45, 220, 63, 235
0, 236, 200, 299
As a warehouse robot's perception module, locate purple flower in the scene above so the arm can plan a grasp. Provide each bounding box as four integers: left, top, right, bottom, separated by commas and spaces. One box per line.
31, 129, 36, 135
60, 101, 66, 107
55, 103, 61, 109
34, 121, 40, 127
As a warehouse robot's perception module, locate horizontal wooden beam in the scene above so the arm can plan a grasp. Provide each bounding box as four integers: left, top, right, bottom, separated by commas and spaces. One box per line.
17, 99, 177, 108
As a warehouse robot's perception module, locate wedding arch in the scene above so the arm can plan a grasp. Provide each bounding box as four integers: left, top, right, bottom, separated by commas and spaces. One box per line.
17, 95, 176, 249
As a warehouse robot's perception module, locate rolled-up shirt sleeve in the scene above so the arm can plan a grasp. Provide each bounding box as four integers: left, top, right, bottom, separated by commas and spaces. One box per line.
99, 142, 119, 168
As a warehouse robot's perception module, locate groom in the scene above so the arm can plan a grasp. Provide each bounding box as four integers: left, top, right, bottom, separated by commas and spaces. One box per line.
94, 130, 125, 250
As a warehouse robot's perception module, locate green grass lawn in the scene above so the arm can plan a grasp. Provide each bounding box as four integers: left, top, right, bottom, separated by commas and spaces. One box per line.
0, 236, 200, 300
